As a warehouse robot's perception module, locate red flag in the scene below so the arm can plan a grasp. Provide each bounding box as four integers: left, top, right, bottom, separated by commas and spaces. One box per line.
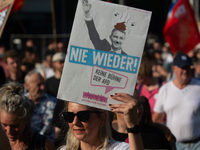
10, 0, 26, 15
163, 0, 200, 53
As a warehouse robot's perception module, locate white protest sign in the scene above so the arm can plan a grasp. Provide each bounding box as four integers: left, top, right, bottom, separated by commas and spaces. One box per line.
0, 0, 14, 37
58, 0, 152, 110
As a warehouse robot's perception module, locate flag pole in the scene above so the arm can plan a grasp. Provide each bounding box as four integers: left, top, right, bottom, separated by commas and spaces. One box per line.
50, 0, 57, 45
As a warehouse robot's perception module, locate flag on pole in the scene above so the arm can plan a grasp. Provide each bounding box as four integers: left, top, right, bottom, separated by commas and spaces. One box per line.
10, 0, 25, 14
163, 0, 200, 54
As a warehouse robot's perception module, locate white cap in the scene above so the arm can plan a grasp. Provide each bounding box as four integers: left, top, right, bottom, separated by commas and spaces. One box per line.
52, 52, 66, 62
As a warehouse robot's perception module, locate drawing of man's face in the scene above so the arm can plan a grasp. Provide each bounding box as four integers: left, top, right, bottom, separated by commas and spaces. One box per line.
110, 30, 125, 51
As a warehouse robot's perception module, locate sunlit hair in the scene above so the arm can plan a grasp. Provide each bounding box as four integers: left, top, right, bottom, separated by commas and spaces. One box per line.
0, 82, 35, 120
61, 102, 112, 150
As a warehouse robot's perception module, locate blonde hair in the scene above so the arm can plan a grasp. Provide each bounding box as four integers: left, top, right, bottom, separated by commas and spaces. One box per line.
0, 82, 35, 120
62, 102, 112, 150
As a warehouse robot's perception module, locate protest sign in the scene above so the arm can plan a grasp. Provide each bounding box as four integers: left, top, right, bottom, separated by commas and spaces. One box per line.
58, 0, 151, 110
0, 0, 14, 37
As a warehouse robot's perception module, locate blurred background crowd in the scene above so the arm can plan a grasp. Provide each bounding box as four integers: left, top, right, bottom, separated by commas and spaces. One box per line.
0, 0, 200, 150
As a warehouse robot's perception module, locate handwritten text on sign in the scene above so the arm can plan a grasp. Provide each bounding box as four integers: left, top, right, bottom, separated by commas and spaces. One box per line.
69, 45, 140, 74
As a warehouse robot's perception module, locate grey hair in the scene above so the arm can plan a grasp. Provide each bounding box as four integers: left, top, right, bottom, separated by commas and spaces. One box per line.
63, 102, 112, 150
24, 70, 42, 84
0, 82, 35, 120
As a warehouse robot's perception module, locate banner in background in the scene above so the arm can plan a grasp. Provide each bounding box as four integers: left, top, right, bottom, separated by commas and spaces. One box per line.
58, 0, 151, 110
163, 0, 200, 54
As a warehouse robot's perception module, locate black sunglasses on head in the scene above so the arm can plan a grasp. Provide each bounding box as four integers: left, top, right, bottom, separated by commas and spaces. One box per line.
62, 110, 103, 123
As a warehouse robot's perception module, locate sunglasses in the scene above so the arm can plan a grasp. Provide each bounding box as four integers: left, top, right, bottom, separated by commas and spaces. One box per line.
62, 110, 103, 123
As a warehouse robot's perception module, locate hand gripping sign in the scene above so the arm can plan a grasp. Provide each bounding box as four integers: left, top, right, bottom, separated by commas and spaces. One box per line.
57, 0, 151, 110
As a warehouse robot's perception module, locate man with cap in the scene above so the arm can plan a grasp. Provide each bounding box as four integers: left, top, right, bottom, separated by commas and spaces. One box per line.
153, 52, 200, 150
44, 52, 67, 146
45, 52, 66, 97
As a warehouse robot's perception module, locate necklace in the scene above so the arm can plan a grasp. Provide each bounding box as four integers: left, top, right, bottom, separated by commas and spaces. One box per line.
95, 143, 104, 150
78, 143, 104, 150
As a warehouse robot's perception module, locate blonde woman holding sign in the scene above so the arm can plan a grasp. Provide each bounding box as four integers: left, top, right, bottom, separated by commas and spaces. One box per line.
59, 92, 143, 150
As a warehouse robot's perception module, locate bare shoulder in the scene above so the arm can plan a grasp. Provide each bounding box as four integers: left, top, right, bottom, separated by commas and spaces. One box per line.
45, 138, 56, 150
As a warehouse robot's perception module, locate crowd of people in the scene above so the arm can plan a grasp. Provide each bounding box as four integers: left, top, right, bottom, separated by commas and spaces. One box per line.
0, 37, 200, 150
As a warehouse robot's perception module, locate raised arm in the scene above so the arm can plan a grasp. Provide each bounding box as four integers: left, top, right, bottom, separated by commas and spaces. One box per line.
82, 0, 92, 19
109, 93, 144, 150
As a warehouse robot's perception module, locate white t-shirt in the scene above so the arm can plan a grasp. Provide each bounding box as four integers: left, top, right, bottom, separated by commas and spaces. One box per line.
154, 78, 200, 142
59, 141, 129, 150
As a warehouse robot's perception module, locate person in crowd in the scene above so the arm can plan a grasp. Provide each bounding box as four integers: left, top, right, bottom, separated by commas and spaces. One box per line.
4, 50, 25, 83
194, 47, 200, 60
45, 52, 65, 97
43, 54, 53, 69
111, 90, 172, 149
145, 50, 168, 81
57, 42, 66, 53
0, 123, 11, 150
24, 71, 57, 140
20, 58, 35, 76
45, 52, 66, 146
24, 47, 45, 78
43, 40, 57, 61
0, 44, 9, 77
153, 53, 200, 150
192, 58, 200, 79
140, 96, 176, 150
25, 39, 38, 52
42, 53, 55, 79
154, 49, 163, 65
0, 65, 6, 86
24, 47, 37, 61
161, 43, 173, 69
153, 41, 162, 51
59, 92, 144, 150
136, 57, 164, 118
0, 82, 55, 150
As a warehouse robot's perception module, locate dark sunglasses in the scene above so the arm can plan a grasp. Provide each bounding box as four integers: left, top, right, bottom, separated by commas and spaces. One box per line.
62, 110, 103, 123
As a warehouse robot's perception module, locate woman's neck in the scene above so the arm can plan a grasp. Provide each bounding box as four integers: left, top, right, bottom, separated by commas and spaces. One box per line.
80, 139, 103, 150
